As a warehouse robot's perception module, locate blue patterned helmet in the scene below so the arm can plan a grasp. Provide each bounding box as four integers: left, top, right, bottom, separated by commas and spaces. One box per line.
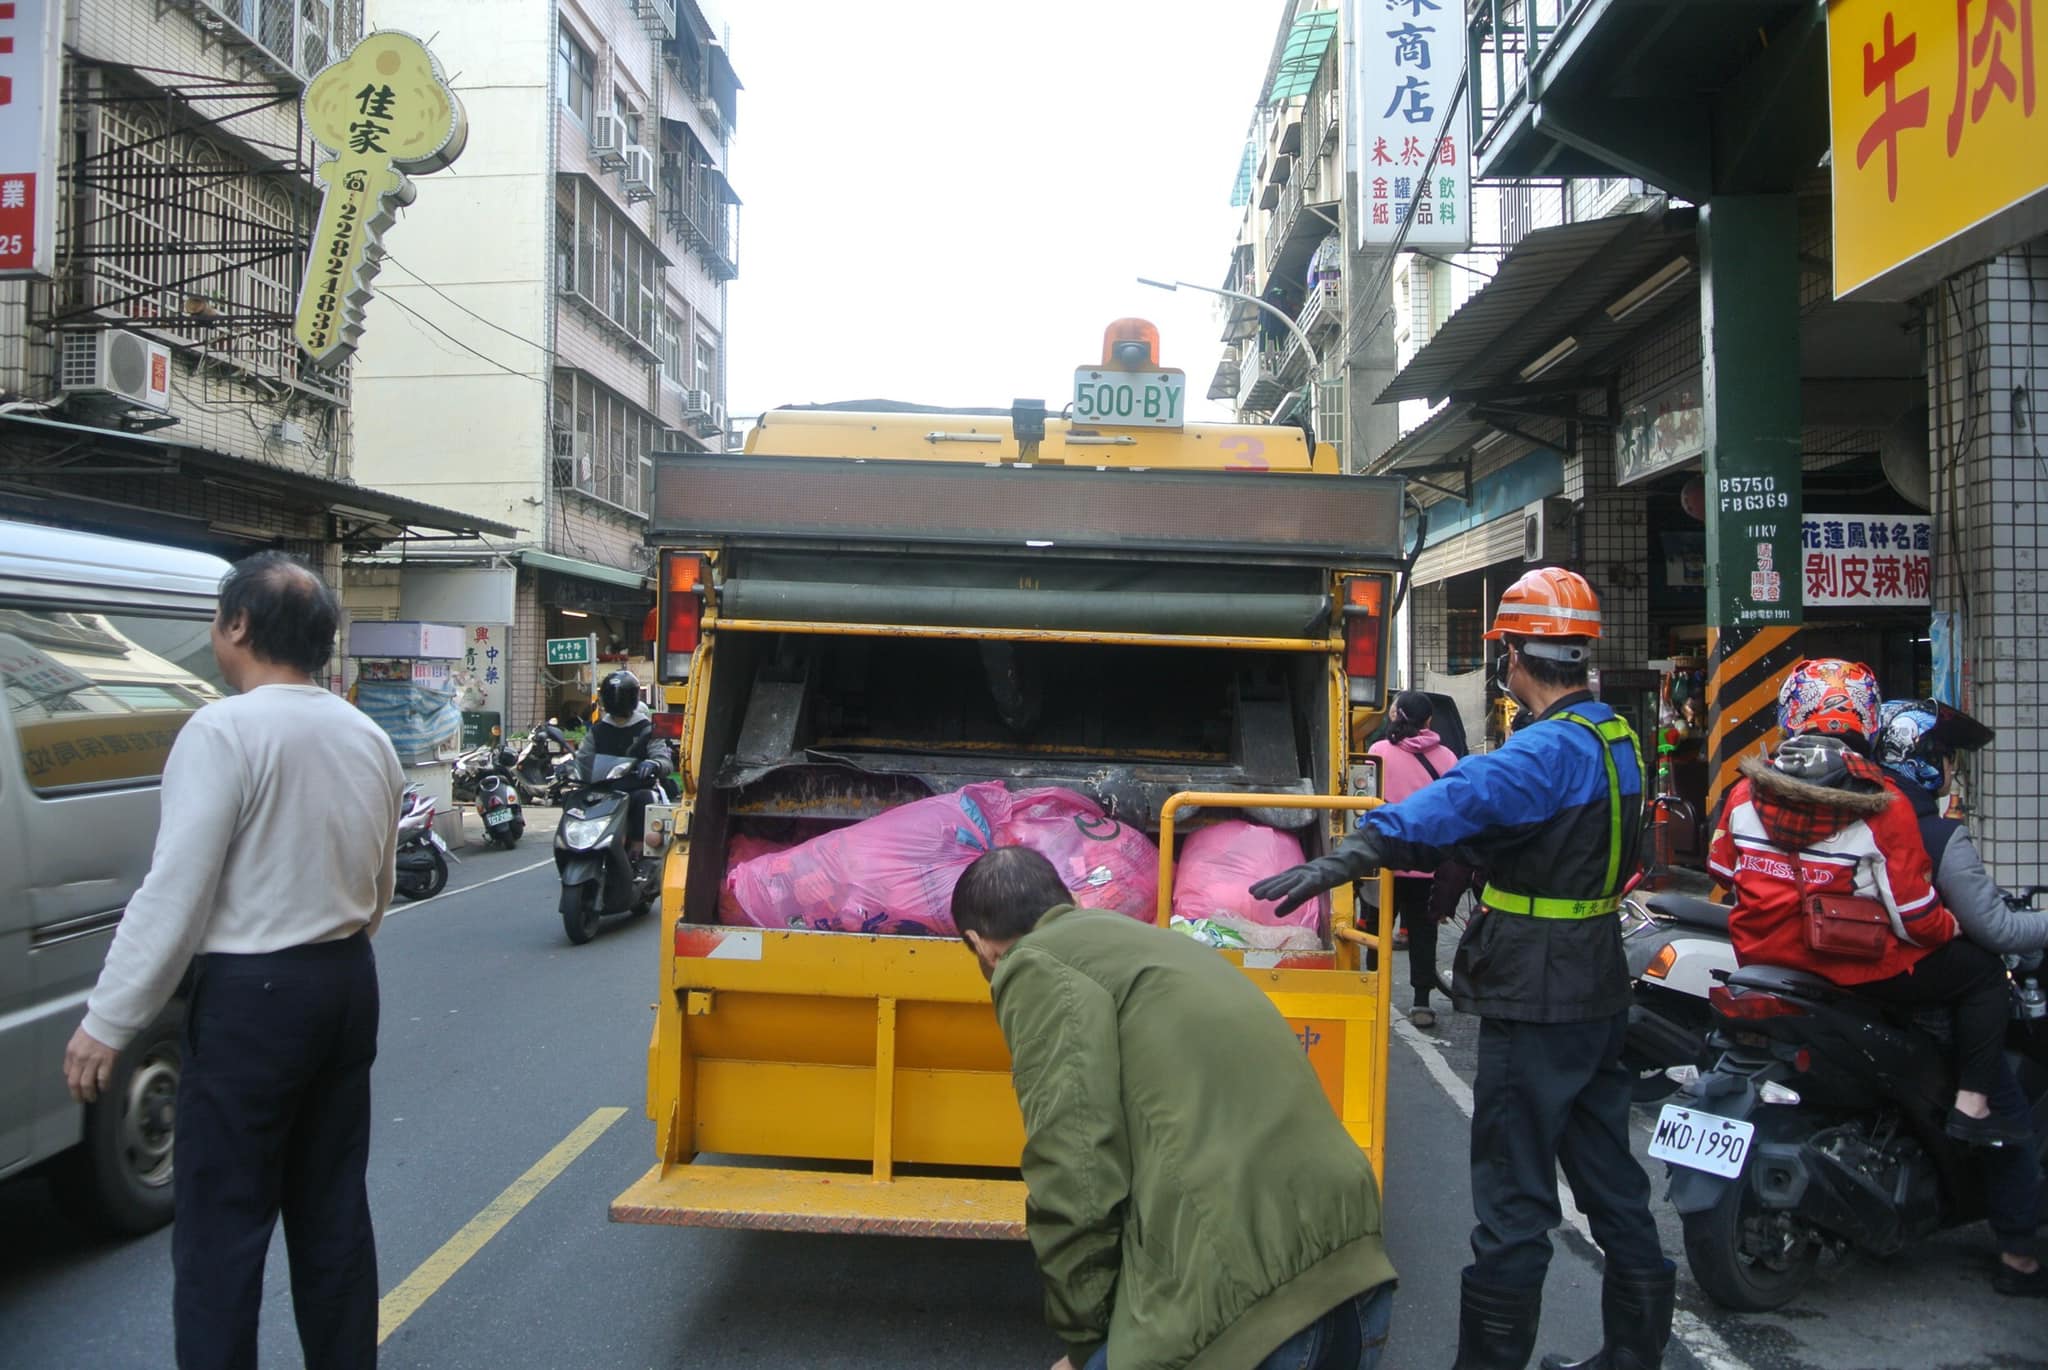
1876, 698, 1995, 792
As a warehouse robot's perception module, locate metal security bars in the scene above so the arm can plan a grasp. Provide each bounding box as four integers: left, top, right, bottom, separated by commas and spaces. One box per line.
171, 0, 367, 86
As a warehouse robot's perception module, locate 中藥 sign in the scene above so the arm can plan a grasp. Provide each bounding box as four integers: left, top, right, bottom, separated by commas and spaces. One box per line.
1349, 0, 1472, 251
294, 31, 467, 366
1827, 0, 2048, 300
1802, 512, 1933, 607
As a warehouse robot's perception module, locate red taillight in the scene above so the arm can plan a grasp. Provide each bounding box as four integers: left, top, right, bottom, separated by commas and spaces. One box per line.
1709, 985, 1807, 1020
1340, 574, 1387, 707
660, 551, 707, 682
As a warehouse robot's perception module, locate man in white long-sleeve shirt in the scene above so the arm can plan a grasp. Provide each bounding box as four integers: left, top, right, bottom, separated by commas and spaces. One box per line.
63, 551, 403, 1370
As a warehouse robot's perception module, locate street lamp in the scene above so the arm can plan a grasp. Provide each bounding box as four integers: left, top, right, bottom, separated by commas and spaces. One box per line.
1137, 277, 1321, 431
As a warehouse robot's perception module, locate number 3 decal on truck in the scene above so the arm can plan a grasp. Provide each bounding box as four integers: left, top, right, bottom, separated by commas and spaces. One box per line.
1220, 436, 1269, 471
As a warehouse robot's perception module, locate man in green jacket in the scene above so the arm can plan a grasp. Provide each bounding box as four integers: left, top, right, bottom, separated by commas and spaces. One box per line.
952, 846, 1397, 1370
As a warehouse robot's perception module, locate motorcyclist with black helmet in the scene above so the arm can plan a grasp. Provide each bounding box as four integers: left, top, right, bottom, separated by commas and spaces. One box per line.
575, 669, 674, 853
1876, 698, 2048, 1297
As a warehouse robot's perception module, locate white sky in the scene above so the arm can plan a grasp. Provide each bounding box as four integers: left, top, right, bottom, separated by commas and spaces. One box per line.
722, 0, 1290, 424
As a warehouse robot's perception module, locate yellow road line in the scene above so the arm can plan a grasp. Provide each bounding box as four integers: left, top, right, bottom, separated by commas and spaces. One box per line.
378, 1106, 627, 1343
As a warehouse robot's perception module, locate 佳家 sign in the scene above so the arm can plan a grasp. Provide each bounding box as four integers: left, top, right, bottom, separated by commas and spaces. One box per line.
1828, 0, 2048, 300
1801, 512, 1933, 607
294, 31, 467, 366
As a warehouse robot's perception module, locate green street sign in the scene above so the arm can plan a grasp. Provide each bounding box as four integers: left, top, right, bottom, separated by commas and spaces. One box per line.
546, 636, 592, 666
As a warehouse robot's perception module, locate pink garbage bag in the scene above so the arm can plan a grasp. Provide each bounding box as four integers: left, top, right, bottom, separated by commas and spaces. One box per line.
724, 783, 1160, 935
1170, 820, 1324, 929
718, 834, 796, 925
996, 788, 1159, 919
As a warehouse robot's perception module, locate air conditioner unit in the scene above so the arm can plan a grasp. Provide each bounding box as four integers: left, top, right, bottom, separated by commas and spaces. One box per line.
711, 402, 726, 432
59, 330, 173, 411
589, 112, 627, 170
656, 426, 693, 451
620, 145, 655, 202
1522, 497, 1575, 563
682, 388, 711, 419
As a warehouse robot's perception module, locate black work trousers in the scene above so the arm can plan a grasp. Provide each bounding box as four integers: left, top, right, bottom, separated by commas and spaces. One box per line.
1470, 1010, 1664, 1288
174, 933, 379, 1370
1855, 938, 2008, 1095
1394, 875, 1438, 1007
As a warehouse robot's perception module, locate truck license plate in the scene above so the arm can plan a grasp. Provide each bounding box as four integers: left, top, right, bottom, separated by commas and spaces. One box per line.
1071, 368, 1186, 427
1647, 1104, 1754, 1178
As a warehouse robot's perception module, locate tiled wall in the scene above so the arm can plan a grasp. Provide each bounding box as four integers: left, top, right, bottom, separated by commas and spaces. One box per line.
1568, 425, 1652, 671
1927, 241, 2048, 886
512, 571, 547, 730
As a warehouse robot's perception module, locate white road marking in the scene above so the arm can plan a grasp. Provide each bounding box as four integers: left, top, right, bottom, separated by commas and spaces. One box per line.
1392, 1017, 1752, 1370
384, 857, 552, 918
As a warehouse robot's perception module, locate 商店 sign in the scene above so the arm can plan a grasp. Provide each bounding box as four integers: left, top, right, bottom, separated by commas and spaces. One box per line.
1349, 0, 1472, 251
1802, 513, 1933, 607
0, 0, 64, 278
1827, 0, 2048, 300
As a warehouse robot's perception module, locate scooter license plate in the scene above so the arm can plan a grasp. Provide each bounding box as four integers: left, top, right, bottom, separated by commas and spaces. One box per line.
484, 807, 513, 827
1647, 1104, 1754, 1178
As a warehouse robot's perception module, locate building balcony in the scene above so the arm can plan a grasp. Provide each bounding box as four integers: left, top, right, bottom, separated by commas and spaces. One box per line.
661, 167, 741, 282
1237, 346, 1285, 412
1264, 160, 1339, 285
171, 0, 366, 87
1297, 280, 1342, 343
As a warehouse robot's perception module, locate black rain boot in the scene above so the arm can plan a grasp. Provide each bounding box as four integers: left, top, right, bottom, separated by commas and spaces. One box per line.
1539, 1260, 1677, 1370
1454, 1267, 1543, 1370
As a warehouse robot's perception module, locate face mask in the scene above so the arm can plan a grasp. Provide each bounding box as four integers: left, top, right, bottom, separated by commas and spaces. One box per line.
1495, 650, 1519, 703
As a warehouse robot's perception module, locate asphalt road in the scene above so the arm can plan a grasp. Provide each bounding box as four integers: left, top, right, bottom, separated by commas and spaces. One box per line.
3, 829, 2039, 1368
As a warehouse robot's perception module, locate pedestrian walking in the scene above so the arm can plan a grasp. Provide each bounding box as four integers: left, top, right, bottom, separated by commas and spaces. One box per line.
1367, 690, 1461, 1027
952, 846, 1398, 1370
62, 551, 403, 1370
1252, 568, 1670, 1370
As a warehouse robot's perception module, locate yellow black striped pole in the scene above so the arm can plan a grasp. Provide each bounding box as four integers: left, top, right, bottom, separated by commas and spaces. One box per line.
1705, 625, 1803, 820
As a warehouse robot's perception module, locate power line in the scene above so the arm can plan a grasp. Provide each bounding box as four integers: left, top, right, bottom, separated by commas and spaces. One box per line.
379, 292, 549, 387
379, 252, 556, 360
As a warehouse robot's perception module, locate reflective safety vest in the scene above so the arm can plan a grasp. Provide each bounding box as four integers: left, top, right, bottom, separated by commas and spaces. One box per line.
1481, 709, 1640, 920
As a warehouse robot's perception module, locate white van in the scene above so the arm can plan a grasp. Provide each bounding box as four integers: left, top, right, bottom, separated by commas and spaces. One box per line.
0, 518, 230, 1231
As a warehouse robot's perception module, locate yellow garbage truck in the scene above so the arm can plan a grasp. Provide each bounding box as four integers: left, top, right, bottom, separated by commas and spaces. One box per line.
612, 324, 1408, 1239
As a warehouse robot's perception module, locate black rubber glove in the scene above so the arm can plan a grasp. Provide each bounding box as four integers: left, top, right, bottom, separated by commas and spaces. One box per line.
1248, 828, 1388, 917
636, 758, 665, 781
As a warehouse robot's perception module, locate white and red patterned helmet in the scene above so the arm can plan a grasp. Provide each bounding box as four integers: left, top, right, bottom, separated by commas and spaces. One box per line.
1777, 658, 1881, 740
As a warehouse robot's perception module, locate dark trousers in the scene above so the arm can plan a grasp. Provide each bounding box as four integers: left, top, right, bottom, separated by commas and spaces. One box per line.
1986, 1056, 2044, 1258
1394, 876, 1438, 1006
174, 933, 380, 1370
1470, 1011, 1664, 1288
1856, 938, 2008, 1095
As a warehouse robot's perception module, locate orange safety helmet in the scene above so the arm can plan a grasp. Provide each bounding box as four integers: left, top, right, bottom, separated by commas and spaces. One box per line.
1484, 567, 1603, 640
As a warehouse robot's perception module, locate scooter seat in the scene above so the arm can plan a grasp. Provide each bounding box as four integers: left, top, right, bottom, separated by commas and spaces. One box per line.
1645, 892, 1731, 934
1725, 963, 1849, 1001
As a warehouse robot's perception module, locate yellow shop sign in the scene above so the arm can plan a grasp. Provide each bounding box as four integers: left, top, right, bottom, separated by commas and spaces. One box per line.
1828, 0, 2048, 300
293, 30, 467, 367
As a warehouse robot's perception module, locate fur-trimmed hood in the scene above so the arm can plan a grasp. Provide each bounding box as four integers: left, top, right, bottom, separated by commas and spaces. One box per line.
1740, 749, 1893, 848
1738, 753, 1891, 815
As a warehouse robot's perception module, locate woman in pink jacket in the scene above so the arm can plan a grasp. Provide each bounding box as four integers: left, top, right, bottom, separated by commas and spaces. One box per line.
1368, 692, 1462, 1027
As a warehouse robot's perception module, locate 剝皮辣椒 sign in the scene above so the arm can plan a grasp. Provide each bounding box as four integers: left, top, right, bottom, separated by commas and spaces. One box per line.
1801, 513, 1933, 606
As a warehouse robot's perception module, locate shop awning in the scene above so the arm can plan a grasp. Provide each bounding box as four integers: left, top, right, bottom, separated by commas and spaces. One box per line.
1377, 207, 1698, 406
1370, 401, 1489, 474
0, 411, 519, 542
516, 549, 649, 591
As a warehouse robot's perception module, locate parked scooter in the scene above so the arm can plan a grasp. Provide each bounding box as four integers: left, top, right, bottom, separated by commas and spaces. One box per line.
475, 769, 525, 849
394, 783, 455, 900
450, 744, 493, 804
514, 720, 577, 805
1653, 890, 2048, 1312
553, 756, 665, 943
1620, 888, 1738, 1102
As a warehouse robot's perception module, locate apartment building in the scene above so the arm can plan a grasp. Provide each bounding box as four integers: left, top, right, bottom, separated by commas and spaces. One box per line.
0, 0, 509, 636
348, 0, 739, 727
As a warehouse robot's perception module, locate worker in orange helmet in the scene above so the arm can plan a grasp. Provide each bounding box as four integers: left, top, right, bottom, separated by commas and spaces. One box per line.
1254, 567, 1670, 1370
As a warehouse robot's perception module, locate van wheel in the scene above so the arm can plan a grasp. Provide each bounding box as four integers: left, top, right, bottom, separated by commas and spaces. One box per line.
53, 1007, 182, 1235
561, 885, 600, 944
